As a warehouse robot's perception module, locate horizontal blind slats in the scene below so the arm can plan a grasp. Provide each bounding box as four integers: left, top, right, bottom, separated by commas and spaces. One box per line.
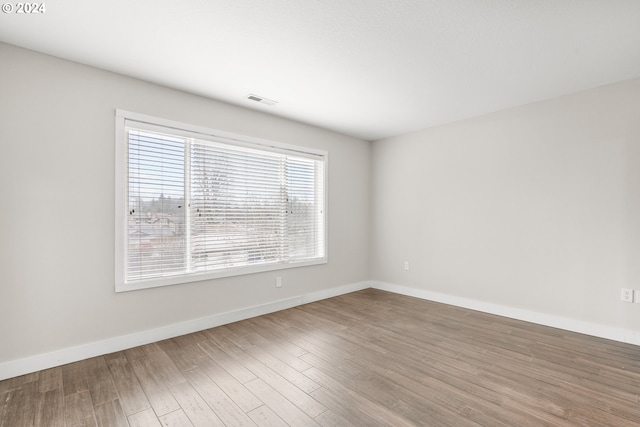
125, 127, 324, 284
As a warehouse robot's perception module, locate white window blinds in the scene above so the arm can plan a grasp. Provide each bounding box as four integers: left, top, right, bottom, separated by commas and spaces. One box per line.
117, 112, 326, 291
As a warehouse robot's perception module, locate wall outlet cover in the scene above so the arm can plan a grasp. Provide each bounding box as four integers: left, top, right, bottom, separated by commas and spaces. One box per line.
621, 288, 634, 303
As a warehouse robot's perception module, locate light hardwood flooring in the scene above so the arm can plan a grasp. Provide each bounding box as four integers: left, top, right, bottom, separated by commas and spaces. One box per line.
1, 288, 640, 426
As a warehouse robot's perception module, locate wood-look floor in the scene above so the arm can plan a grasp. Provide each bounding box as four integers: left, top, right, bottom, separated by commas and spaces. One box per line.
1, 289, 640, 426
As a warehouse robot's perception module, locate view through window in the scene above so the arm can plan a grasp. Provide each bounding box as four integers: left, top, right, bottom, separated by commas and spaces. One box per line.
116, 112, 326, 291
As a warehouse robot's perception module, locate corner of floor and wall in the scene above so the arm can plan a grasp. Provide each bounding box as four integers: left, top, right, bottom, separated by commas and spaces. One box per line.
2, 41, 640, 381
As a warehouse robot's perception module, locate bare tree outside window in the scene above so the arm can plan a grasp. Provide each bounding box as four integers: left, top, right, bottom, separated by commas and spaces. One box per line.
121, 125, 325, 287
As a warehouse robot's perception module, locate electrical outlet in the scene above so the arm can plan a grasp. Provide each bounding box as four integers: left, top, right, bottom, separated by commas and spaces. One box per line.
621, 288, 634, 302
404, 261, 409, 271
276, 276, 282, 288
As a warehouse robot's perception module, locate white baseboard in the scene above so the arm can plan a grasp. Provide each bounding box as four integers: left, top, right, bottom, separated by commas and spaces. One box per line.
0, 281, 371, 381
371, 281, 640, 347
3, 280, 637, 381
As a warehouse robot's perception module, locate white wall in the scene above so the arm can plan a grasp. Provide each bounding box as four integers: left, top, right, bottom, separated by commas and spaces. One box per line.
0, 42, 370, 366
371, 77, 640, 338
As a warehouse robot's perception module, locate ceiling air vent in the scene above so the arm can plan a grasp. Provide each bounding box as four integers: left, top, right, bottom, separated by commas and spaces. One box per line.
246, 94, 278, 106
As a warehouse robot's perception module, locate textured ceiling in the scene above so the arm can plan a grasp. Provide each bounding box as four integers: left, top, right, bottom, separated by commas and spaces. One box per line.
2, 0, 640, 141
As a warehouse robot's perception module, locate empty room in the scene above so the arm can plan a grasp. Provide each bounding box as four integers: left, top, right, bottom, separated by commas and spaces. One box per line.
1, 1, 640, 426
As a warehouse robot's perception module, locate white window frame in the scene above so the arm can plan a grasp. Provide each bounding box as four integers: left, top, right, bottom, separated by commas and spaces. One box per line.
115, 110, 328, 292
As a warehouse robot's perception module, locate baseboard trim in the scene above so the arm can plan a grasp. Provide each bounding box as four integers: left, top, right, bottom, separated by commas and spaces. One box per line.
4, 280, 637, 381
0, 281, 371, 381
371, 281, 640, 347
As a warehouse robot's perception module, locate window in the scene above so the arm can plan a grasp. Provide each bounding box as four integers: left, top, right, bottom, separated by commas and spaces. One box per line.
115, 111, 327, 291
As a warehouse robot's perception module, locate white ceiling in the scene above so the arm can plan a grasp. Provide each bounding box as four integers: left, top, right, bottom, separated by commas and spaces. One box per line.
2, 0, 640, 141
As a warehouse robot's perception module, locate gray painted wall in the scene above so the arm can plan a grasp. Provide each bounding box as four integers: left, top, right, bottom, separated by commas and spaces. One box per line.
371, 77, 640, 333
0, 42, 370, 364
